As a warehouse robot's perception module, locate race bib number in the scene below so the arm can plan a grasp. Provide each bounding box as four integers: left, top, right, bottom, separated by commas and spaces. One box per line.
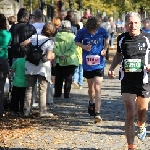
86, 55, 100, 65
124, 59, 142, 72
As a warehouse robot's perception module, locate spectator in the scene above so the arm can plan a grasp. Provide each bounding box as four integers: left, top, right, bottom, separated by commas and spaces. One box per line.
81, 9, 92, 26
46, 17, 62, 105
109, 17, 116, 48
74, 13, 82, 30
29, 8, 46, 107
58, 10, 67, 21
63, 10, 77, 35
115, 18, 122, 34
51, 17, 62, 82
9, 8, 36, 66
53, 20, 79, 99
100, 16, 111, 60
72, 46, 83, 89
32, 8, 45, 34
11, 57, 27, 116
21, 23, 56, 117
142, 18, 150, 33
52, 17, 61, 32
8, 16, 17, 29
7, 16, 17, 66
0, 14, 12, 117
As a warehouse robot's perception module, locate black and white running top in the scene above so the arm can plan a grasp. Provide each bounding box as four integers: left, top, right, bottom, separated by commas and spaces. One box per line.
117, 32, 150, 84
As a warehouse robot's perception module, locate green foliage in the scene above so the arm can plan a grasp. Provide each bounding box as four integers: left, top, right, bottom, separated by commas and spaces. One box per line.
23, 0, 150, 16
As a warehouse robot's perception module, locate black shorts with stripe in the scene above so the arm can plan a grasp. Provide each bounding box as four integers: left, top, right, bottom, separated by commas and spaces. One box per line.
121, 81, 150, 98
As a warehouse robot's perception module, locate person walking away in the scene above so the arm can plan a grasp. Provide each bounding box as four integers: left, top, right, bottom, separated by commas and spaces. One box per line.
108, 12, 150, 150
75, 16, 109, 123
21, 23, 56, 117
0, 14, 12, 117
141, 18, 150, 33
53, 20, 79, 99
11, 58, 27, 116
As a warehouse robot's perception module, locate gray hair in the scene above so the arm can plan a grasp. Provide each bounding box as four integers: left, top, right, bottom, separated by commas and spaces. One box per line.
32, 9, 43, 19
125, 12, 141, 25
59, 10, 67, 15
62, 20, 71, 29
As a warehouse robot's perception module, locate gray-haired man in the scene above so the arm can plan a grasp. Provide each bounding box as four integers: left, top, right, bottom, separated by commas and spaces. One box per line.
108, 12, 150, 150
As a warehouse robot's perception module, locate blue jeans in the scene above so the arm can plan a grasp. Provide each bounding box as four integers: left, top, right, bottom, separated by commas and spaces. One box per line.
73, 64, 83, 86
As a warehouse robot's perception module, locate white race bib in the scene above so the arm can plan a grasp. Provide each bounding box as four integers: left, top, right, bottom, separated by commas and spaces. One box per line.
86, 55, 100, 65
124, 59, 142, 72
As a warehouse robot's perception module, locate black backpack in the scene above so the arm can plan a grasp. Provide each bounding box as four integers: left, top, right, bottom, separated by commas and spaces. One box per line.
25, 35, 50, 66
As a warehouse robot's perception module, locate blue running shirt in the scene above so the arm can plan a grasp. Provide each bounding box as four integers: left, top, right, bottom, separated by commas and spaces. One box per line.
75, 27, 109, 71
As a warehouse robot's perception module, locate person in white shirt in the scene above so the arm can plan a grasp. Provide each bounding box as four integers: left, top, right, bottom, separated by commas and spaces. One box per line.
32, 9, 45, 34
21, 23, 56, 117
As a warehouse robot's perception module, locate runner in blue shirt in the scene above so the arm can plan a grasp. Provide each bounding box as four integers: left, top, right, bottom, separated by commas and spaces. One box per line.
75, 16, 109, 123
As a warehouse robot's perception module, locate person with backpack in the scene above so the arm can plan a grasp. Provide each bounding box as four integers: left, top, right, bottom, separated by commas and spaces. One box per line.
21, 23, 56, 117
108, 12, 150, 150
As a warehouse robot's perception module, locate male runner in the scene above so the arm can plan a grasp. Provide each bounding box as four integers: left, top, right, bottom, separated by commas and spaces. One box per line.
108, 12, 150, 150
75, 16, 109, 123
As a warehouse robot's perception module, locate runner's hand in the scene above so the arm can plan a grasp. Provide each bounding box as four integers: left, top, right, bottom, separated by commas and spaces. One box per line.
108, 70, 115, 78
82, 44, 92, 51
146, 64, 150, 72
101, 49, 107, 56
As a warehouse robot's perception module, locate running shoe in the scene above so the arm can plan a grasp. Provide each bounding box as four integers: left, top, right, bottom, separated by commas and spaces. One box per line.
137, 125, 146, 140
94, 112, 102, 123
88, 101, 95, 116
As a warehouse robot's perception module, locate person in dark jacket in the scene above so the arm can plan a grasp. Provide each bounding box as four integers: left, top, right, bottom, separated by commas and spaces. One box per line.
9, 8, 36, 65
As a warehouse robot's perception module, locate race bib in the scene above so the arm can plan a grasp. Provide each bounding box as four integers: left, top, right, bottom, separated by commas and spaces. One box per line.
124, 59, 142, 72
86, 55, 100, 65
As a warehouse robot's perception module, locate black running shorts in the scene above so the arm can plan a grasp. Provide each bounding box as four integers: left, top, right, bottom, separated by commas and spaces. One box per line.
83, 69, 104, 79
121, 81, 150, 98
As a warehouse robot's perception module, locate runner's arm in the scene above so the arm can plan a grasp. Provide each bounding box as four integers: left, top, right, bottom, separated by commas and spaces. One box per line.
75, 42, 92, 51
75, 42, 84, 49
109, 52, 122, 71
